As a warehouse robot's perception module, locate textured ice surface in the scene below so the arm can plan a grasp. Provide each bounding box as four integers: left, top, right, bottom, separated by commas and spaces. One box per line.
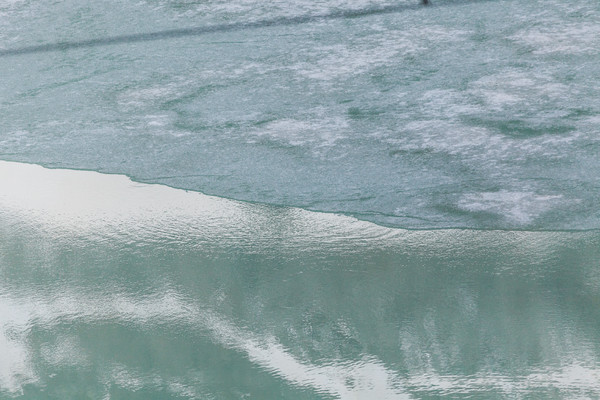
1, 0, 599, 229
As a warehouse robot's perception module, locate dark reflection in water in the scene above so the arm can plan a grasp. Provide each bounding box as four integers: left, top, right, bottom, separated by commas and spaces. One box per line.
0, 162, 599, 399
0, 0, 483, 58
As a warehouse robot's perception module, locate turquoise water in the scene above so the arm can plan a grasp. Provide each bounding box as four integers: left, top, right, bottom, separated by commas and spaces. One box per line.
1, 162, 600, 399
1, 0, 600, 398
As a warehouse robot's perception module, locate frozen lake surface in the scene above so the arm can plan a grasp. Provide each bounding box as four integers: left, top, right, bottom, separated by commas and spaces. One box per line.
1, 0, 600, 398
1, 0, 599, 229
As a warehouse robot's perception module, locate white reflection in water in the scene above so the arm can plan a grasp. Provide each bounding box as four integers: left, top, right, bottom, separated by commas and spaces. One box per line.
0, 290, 409, 399
1, 161, 599, 399
0, 317, 35, 395
0, 160, 583, 256
1, 289, 600, 398
0, 160, 400, 250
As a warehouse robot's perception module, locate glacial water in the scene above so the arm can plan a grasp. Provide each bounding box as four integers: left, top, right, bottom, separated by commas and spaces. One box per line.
1, 0, 600, 398
1, 161, 600, 399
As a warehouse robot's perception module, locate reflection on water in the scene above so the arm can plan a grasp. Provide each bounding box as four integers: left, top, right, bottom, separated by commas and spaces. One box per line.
1, 161, 599, 399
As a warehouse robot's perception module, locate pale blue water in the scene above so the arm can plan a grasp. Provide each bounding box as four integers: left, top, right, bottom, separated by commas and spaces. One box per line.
1, 0, 600, 398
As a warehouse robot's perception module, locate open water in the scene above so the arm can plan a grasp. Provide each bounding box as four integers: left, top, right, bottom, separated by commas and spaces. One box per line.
1, 0, 600, 398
